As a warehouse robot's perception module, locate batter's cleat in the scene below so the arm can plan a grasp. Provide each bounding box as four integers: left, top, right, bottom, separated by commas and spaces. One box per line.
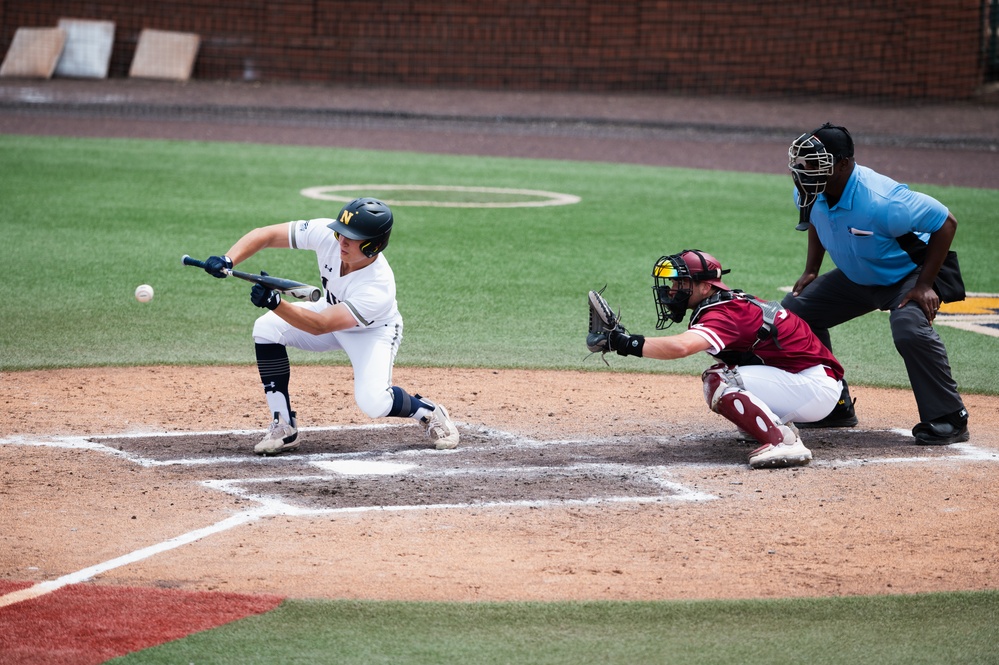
421, 401, 459, 450
796, 387, 857, 429
748, 424, 812, 469
912, 420, 969, 445
255, 411, 299, 455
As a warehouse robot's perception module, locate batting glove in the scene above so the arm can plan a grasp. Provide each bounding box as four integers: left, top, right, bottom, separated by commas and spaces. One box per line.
250, 279, 281, 311
204, 255, 233, 278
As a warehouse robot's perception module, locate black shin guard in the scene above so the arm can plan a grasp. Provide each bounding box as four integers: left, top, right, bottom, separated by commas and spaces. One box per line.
255, 343, 291, 405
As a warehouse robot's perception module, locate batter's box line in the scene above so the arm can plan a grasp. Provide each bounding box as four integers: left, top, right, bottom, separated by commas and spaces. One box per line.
811, 440, 999, 467
3, 427, 998, 470
478, 430, 999, 469
676, 428, 999, 468
200, 470, 716, 519
0, 433, 247, 468
0, 423, 645, 469
211, 461, 702, 495
0, 422, 466, 468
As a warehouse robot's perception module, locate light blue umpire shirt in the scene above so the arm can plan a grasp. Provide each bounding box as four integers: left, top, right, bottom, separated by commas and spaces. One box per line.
797, 164, 950, 286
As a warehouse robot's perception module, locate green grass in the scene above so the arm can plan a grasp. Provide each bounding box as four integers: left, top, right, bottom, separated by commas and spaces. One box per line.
5, 134, 998, 663
2, 134, 997, 394
110, 592, 999, 664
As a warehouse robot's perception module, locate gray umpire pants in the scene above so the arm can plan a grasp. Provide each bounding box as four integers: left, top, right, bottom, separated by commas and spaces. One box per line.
780, 267, 964, 424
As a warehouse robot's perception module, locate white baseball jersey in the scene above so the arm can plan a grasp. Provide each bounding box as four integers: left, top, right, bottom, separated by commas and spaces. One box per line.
290, 218, 401, 331
252, 218, 403, 419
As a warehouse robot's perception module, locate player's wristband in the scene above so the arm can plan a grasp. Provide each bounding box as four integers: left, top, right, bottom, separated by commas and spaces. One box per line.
610, 332, 644, 357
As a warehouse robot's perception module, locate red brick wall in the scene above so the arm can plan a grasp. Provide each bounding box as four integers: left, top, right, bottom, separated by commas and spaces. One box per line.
1, 1, 988, 100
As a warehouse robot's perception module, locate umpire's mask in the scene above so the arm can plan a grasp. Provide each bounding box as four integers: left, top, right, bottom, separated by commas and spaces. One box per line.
788, 132, 835, 210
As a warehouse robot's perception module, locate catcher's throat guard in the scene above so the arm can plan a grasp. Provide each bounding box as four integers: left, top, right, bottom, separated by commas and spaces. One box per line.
652, 250, 731, 329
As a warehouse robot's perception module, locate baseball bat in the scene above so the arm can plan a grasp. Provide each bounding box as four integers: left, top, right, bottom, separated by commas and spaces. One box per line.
182, 255, 323, 302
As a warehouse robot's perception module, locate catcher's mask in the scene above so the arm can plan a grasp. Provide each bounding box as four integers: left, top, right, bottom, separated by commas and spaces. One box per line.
327, 197, 394, 258
652, 249, 731, 329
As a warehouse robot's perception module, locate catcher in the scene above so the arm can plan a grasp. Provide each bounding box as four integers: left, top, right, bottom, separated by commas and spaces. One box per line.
587, 249, 845, 469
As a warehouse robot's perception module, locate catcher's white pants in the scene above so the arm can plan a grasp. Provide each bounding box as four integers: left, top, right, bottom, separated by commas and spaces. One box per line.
252, 301, 401, 418
734, 364, 842, 425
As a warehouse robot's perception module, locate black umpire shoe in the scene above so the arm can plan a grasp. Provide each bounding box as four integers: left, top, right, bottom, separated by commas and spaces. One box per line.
796, 384, 858, 429
913, 409, 970, 445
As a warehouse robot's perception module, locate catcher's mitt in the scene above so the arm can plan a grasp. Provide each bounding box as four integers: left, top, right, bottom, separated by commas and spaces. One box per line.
586, 287, 625, 360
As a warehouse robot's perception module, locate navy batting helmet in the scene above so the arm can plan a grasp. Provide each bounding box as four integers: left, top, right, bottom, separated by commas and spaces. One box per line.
327, 197, 393, 258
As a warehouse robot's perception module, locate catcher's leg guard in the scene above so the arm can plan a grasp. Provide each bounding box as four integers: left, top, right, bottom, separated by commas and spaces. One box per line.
716, 391, 786, 446
703, 363, 742, 410
702, 364, 783, 446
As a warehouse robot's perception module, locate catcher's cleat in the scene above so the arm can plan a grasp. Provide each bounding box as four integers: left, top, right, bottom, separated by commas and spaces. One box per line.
748, 424, 812, 469
255, 411, 299, 455
421, 400, 459, 450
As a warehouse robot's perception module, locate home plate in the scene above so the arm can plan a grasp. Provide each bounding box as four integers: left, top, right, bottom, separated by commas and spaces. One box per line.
312, 460, 417, 475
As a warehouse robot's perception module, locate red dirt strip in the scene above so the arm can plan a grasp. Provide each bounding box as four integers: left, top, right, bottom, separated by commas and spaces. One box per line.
0, 582, 283, 665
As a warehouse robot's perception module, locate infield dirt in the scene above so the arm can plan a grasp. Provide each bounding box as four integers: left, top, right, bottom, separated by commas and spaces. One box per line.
3, 365, 998, 602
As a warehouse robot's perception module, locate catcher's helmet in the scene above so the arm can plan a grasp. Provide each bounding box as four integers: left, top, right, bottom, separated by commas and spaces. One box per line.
652, 249, 731, 329
327, 197, 393, 258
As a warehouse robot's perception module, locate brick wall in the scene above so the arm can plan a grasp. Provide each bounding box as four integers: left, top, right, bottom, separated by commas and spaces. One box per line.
1, 1, 988, 100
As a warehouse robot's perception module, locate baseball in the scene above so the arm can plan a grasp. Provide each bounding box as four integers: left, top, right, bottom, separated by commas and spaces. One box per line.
134, 284, 154, 303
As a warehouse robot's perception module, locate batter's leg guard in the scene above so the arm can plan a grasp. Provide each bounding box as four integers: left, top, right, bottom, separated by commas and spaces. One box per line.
387, 386, 429, 418
387, 388, 459, 449
255, 342, 292, 417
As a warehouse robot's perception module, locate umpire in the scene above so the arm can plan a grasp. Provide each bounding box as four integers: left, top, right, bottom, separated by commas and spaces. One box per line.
782, 123, 969, 444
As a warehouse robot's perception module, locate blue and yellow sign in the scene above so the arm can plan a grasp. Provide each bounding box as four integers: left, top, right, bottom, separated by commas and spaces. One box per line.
938, 294, 999, 338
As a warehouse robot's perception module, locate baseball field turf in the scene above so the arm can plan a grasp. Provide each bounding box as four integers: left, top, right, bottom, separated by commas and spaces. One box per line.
3, 133, 998, 663
3, 134, 997, 392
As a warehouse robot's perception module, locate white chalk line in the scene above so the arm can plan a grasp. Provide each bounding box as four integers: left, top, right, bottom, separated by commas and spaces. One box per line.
812, 440, 999, 467
0, 509, 267, 609
2, 426, 995, 607
299, 184, 581, 208
0, 425, 713, 608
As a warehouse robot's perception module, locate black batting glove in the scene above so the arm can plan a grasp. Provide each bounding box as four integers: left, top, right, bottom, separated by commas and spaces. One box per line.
250, 277, 281, 311
204, 255, 233, 278
609, 329, 645, 357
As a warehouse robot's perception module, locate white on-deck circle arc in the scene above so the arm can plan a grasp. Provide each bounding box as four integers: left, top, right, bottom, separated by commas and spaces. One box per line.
300, 184, 580, 208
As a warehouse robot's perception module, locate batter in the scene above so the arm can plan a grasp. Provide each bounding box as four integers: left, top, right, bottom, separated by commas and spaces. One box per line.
201, 197, 460, 455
